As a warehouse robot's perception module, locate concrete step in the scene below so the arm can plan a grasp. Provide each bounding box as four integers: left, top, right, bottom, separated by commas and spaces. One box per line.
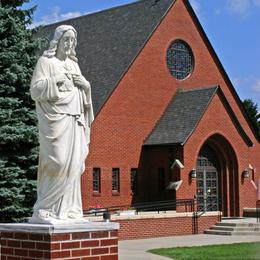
205, 229, 260, 236
209, 225, 260, 232
215, 222, 260, 228
204, 229, 232, 236
205, 220, 260, 236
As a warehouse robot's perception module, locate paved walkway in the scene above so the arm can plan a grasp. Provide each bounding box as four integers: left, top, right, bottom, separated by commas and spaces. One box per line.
119, 234, 260, 260
119, 220, 260, 260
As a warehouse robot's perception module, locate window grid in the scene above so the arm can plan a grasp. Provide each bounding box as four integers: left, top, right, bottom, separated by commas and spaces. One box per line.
112, 168, 120, 192
93, 168, 101, 193
166, 40, 193, 80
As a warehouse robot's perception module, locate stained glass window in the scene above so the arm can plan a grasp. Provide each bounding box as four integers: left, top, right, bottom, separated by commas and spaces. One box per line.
166, 40, 194, 80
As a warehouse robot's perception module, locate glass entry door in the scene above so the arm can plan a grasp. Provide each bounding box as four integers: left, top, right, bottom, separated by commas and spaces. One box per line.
196, 162, 219, 212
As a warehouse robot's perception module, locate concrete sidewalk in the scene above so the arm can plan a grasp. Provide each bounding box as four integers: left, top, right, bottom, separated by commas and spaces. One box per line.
119, 234, 260, 260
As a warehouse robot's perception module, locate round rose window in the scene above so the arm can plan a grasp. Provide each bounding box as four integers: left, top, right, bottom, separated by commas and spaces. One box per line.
166, 40, 194, 80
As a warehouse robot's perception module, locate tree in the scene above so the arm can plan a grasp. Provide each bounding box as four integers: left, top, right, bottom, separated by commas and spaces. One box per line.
0, 0, 44, 222
243, 98, 260, 136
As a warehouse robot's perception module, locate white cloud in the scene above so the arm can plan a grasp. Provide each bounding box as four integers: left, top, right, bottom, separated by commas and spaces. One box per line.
27, 21, 43, 29
251, 81, 260, 107
231, 76, 259, 102
30, 6, 83, 28
41, 6, 82, 25
227, 0, 260, 15
190, 0, 200, 14
232, 76, 251, 87
227, 0, 251, 15
234, 78, 260, 106
252, 80, 260, 93
253, 0, 260, 7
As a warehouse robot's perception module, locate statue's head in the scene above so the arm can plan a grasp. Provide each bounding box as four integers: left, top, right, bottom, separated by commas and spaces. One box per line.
43, 25, 78, 62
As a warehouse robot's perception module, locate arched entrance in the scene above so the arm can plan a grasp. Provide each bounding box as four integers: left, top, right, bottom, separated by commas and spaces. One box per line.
196, 144, 219, 212
196, 134, 239, 217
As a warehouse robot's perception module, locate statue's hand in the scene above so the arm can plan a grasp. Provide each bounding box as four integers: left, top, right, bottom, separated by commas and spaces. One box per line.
73, 74, 90, 92
55, 74, 67, 86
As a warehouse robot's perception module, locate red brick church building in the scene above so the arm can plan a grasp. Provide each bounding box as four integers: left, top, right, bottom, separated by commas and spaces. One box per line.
42, 0, 260, 217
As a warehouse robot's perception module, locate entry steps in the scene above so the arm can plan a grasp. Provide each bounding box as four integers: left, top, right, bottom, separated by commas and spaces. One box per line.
205, 219, 260, 236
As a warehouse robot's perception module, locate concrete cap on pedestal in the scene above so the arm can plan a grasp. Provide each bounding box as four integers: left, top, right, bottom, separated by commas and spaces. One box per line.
0, 221, 119, 234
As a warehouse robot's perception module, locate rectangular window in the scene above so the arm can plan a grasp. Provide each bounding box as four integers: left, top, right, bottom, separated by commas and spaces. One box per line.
93, 168, 101, 193
158, 168, 165, 192
112, 168, 120, 193
131, 168, 138, 192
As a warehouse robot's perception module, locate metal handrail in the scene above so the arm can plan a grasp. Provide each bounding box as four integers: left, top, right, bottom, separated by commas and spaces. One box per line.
84, 198, 222, 235
133, 199, 194, 214
192, 198, 222, 234
84, 205, 128, 216
196, 198, 221, 217
84, 198, 195, 216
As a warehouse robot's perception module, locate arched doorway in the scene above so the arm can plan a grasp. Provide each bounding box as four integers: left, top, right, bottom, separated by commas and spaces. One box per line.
196, 144, 220, 212
196, 134, 239, 217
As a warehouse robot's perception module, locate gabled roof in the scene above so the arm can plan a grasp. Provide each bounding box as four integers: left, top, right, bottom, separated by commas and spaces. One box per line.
183, 1, 260, 141
144, 86, 253, 146
38, 0, 175, 114
38, 0, 259, 141
144, 87, 218, 145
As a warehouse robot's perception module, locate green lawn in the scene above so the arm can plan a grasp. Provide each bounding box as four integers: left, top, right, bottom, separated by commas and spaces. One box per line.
148, 242, 260, 260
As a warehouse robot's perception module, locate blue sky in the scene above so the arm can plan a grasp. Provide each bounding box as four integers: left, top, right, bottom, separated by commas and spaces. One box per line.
23, 0, 260, 107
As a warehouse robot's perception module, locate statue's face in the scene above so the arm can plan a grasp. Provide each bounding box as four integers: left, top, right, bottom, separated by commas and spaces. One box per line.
58, 30, 76, 56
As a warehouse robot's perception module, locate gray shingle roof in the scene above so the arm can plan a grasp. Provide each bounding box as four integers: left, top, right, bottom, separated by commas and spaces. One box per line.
38, 0, 175, 114
144, 86, 218, 145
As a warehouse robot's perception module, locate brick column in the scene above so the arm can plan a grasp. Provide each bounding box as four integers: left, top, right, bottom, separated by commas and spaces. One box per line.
0, 222, 119, 260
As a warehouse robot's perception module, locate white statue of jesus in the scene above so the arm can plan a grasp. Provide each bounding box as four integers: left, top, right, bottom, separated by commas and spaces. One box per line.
30, 25, 94, 224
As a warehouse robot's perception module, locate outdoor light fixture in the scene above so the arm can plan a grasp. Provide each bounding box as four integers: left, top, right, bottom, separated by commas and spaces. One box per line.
103, 212, 111, 222
190, 169, 197, 179
242, 169, 249, 178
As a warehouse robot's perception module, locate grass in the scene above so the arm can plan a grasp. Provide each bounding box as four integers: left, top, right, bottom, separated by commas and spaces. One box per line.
148, 242, 260, 260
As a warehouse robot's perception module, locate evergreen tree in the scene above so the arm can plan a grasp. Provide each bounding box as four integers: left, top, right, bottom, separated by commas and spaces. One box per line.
243, 98, 260, 136
0, 0, 44, 222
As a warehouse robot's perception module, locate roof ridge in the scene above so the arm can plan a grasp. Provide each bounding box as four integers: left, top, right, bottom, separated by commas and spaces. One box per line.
91, 0, 176, 116
144, 86, 218, 146
178, 85, 218, 93
144, 89, 179, 144
184, 0, 260, 141
182, 87, 218, 144
43, 0, 163, 27
39, 0, 176, 115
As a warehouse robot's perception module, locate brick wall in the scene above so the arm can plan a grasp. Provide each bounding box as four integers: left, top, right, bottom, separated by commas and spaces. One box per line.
181, 93, 259, 216
81, 0, 259, 213
0, 230, 118, 260
112, 213, 219, 240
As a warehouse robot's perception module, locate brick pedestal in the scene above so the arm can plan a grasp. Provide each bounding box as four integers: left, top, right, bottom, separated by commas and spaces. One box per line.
0, 222, 119, 260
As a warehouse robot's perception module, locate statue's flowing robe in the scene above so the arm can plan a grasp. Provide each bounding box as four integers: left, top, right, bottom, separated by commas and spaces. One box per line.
30, 56, 94, 220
